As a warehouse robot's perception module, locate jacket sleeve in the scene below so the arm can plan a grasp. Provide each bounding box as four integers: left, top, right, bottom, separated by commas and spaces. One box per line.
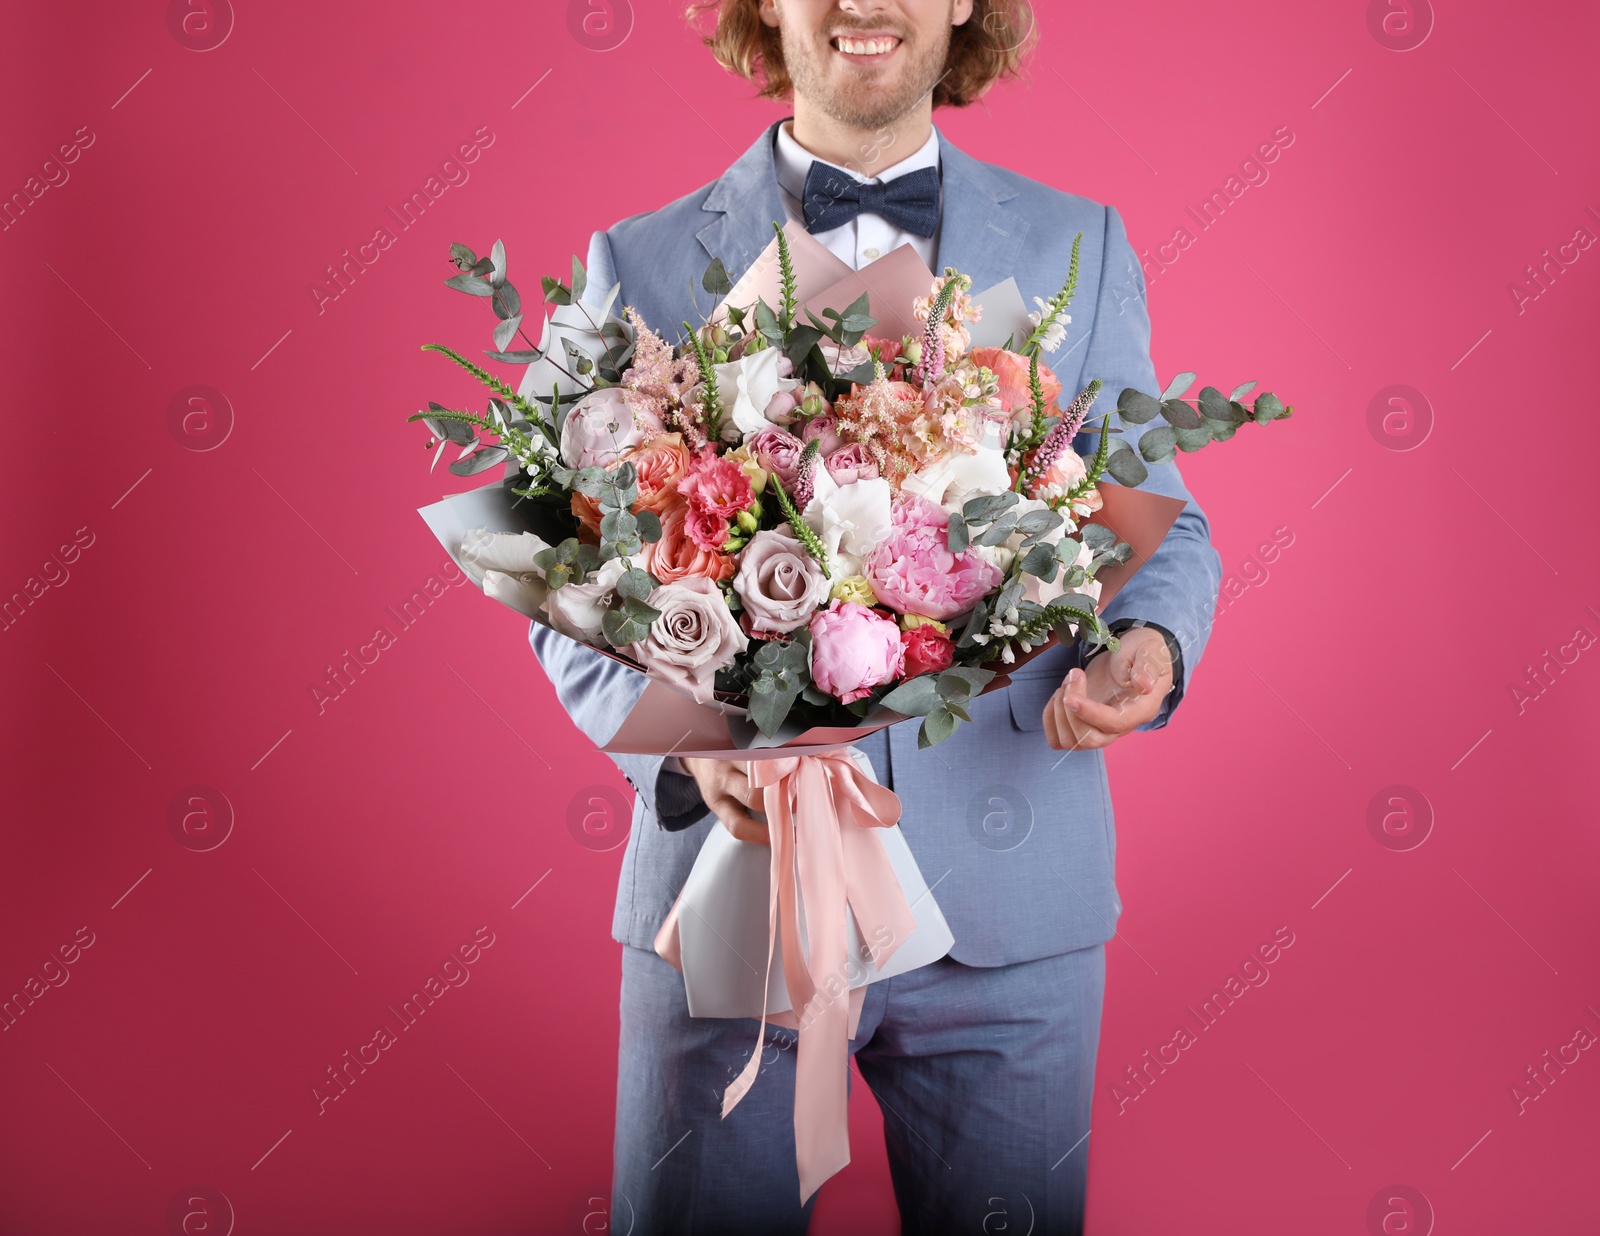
1079, 205, 1223, 731
522, 226, 711, 830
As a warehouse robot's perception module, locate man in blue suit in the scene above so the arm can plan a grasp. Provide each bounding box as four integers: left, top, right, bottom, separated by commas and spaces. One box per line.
529, 1, 1221, 1231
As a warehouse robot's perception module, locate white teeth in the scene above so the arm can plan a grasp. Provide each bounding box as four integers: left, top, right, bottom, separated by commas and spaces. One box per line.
836, 36, 896, 55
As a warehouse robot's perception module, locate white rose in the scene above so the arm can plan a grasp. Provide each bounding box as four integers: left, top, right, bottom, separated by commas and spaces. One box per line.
543, 556, 626, 645
712, 347, 800, 442
459, 528, 553, 619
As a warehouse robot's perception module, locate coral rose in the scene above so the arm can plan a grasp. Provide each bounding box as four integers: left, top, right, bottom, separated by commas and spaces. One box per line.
969, 346, 1062, 426
641, 500, 736, 586
571, 431, 694, 540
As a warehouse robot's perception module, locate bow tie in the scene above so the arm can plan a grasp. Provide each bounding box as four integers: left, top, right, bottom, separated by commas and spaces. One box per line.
801, 161, 941, 238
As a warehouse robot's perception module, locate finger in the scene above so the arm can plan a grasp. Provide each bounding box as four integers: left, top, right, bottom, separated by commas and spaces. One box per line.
1047, 671, 1109, 751
712, 796, 770, 845
1062, 666, 1145, 735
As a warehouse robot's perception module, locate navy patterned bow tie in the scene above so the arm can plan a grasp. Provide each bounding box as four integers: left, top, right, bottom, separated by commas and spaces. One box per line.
801, 161, 942, 237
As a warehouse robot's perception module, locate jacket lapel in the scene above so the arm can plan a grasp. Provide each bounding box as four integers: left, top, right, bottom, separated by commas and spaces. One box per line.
696, 120, 793, 279
932, 129, 1027, 293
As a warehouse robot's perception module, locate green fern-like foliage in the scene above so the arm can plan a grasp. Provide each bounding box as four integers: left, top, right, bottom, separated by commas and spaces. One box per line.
773, 221, 797, 335
420, 343, 547, 429
768, 474, 831, 579
682, 323, 723, 443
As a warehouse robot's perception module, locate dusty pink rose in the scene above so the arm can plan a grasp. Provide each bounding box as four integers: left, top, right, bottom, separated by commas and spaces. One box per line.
824, 443, 880, 485
677, 452, 755, 518
625, 576, 748, 705
747, 426, 805, 488
808, 600, 906, 704
732, 528, 832, 634
801, 413, 845, 456
862, 493, 1004, 621
559, 386, 665, 470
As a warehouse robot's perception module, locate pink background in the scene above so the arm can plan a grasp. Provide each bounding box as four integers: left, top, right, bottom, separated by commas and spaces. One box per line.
3, 1, 1597, 1232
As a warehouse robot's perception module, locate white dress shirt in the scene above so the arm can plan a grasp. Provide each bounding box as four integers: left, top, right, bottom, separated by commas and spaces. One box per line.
771, 118, 941, 272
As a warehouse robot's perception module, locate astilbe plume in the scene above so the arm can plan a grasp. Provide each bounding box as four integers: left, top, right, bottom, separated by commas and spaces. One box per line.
832, 363, 923, 486
621, 307, 705, 448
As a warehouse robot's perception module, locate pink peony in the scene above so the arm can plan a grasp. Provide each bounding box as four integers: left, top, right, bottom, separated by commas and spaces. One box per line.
677, 452, 755, 518
808, 600, 906, 704
824, 443, 880, 485
559, 386, 665, 470
747, 426, 805, 488
862, 494, 1004, 621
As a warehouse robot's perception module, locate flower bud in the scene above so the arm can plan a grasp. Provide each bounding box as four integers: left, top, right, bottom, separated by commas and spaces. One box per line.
734, 509, 758, 534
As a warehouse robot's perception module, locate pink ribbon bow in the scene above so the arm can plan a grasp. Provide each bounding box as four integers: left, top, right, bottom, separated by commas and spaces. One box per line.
654, 745, 916, 1204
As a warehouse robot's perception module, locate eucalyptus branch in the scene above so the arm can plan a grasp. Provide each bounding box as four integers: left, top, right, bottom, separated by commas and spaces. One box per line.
768, 474, 831, 579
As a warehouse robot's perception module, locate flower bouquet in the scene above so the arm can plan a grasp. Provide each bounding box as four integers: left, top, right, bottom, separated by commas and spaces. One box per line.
410, 220, 1294, 1199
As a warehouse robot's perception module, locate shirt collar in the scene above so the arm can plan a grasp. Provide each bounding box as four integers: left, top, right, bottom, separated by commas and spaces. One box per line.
772, 118, 941, 203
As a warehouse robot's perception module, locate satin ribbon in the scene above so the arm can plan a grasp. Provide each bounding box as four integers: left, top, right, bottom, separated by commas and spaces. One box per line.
654, 745, 915, 1205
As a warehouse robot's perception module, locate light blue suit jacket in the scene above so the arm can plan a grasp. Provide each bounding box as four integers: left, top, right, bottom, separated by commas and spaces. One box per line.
530, 119, 1221, 967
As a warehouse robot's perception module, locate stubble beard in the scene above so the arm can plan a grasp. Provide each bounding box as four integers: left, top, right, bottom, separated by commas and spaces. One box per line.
780, 12, 953, 133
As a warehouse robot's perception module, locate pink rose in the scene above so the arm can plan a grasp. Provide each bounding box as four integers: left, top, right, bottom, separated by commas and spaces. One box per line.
900, 623, 954, 678
801, 413, 845, 456
747, 426, 805, 488
732, 528, 832, 634
559, 386, 664, 470
968, 346, 1062, 425
824, 443, 880, 485
808, 600, 905, 704
862, 494, 1004, 621
677, 452, 756, 518
625, 576, 748, 704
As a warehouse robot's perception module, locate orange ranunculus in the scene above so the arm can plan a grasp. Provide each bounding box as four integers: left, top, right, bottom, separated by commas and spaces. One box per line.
640, 498, 736, 585
968, 346, 1062, 423
571, 431, 696, 540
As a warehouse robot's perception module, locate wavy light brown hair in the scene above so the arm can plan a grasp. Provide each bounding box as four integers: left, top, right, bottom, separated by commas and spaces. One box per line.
684, 1, 1037, 108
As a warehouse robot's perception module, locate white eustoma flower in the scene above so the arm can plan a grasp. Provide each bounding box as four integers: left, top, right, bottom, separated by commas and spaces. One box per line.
802, 470, 892, 579
543, 556, 627, 645
713, 347, 801, 442
905, 421, 1013, 510
458, 529, 554, 619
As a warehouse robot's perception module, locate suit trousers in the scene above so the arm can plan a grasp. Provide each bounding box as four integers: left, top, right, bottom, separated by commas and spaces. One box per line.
612, 935, 1106, 1235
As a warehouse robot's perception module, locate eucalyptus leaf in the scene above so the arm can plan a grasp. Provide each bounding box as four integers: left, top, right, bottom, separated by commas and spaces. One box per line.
617, 568, 656, 602
918, 706, 957, 748
489, 239, 507, 288
1197, 386, 1233, 421
1020, 544, 1058, 577
1139, 424, 1177, 463
1080, 523, 1116, 549
493, 314, 522, 352
634, 508, 662, 543
445, 272, 495, 297
880, 675, 941, 717
485, 349, 542, 364
1161, 371, 1196, 400
570, 255, 587, 304
448, 445, 509, 476
1174, 424, 1214, 452
963, 492, 1019, 523
1105, 442, 1149, 486
1229, 380, 1258, 402
701, 257, 731, 296
448, 242, 477, 271
1254, 392, 1287, 422
947, 514, 970, 553
1159, 399, 1203, 430
493, 281, 521, 321
1117, 388, 1163, 423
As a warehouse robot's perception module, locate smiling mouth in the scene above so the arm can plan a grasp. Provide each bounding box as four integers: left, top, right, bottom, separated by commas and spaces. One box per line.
830, 32, 903, 60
